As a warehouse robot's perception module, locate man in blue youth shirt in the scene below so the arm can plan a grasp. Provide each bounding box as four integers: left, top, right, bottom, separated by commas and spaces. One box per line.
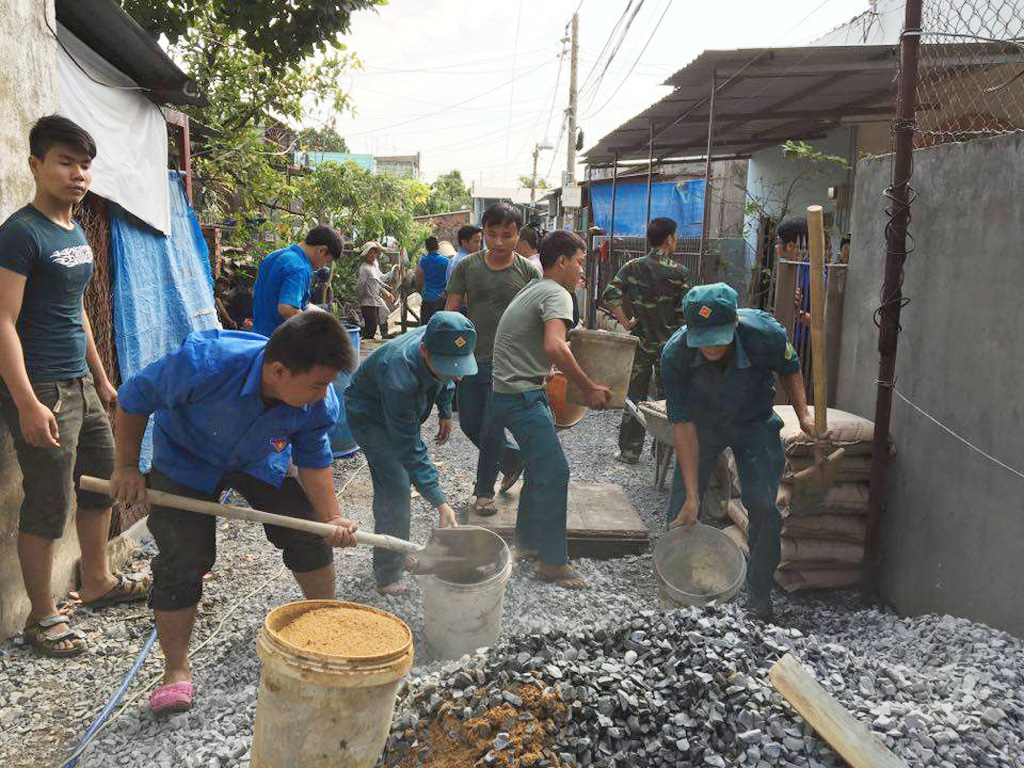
109, 312, 358, 714
345, 312, 475, 594
251, 226, 342, 337
415, 236, 450, 325
661, 283, 816, 622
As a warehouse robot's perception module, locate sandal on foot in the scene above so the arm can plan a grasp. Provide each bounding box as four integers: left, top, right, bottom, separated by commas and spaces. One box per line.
536, 566, 588, 590
24, 614, 87, 658
499, 464, 524, 494
83, 572, 150, 609
149, 682, 193, 715
472, 497, 497, 517
376, 579, 410, 596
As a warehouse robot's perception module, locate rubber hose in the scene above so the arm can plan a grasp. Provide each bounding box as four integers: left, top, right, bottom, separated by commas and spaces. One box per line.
62, 627, 159, 768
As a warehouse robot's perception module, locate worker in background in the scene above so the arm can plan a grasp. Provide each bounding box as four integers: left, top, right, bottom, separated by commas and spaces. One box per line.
356, 241, 398, 340
491, 231, 611, 589
602, 217, 691, 465
516, 226, 542, 271
661, 283, 815, 621
109, 312, 359, 714
251, 226, 342, 337
345, 311, 472, 594
445, 224, 483, 285
415, 236, 449, 326
0, 115, 147, 659
446, 203, 540, 515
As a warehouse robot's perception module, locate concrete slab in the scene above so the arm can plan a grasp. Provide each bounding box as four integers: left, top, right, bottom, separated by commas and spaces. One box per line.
466, 480, 650, 559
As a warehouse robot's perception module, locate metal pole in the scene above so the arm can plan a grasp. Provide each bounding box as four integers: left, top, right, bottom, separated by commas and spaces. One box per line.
607, 152, 619, 321
699, 69, 717, 283
645, 119, 655, 226
864, 0, 923, 596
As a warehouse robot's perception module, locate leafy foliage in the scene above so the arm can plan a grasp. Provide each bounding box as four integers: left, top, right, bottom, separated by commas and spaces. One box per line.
121, 0, 381, 73
296, 125, 350, 153
519, 173, 550, 190
415, 170, 472, 215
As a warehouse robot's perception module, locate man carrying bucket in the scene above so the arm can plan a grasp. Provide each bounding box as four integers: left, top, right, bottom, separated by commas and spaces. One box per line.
109, 312, 360, 715
490, 231, 612, 589
661, 283, 815, 621
345, 311, 474, 595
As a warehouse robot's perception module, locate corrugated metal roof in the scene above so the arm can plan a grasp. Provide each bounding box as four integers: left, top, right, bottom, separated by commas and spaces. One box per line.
585, 44, 901, 164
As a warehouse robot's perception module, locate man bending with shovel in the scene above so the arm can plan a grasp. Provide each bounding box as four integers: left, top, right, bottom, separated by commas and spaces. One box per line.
109, 312, 359, 714
661, 283, 815, 621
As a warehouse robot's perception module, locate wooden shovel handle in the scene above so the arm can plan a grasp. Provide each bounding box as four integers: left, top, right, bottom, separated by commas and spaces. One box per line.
79, 476, 420, 554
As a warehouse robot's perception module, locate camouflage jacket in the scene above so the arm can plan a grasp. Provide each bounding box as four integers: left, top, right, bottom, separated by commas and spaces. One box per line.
602, 249, 691, 353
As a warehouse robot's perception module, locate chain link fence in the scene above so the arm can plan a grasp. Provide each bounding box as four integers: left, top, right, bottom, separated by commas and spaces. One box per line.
915, 0, 1024, 146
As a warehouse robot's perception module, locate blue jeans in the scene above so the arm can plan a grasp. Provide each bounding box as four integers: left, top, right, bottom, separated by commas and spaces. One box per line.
347, 415, 413, 587
667, 423, 785, 602
491, 390, 570, 566
457, 362, 522, 498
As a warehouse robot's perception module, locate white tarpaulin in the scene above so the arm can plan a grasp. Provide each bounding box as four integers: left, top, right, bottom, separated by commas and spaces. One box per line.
56, 25, 170, 235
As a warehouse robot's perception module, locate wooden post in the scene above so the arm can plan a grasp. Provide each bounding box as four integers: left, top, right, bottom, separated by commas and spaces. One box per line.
773, 259, 798, 341
825, 263, 848, 406
807, 205, 828, 411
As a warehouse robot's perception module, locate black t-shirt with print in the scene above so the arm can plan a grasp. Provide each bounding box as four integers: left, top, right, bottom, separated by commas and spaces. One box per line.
0, 205, 94, 381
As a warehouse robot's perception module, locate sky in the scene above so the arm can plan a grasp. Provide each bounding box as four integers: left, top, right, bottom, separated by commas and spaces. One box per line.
323, 0, 872, 189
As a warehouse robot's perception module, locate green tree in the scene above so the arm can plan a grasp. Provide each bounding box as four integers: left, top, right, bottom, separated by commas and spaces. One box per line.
296, 125, 350, 153
417, 169, 472, 215
121, 1, 381, 73
519, 174, 549, 190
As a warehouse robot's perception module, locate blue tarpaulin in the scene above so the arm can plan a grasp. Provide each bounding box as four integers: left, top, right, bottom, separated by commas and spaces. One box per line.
110, 171, 218, 470
590, 179, 705, 238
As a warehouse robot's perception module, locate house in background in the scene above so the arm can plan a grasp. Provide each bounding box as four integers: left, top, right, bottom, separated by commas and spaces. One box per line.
376, 153, 420, 179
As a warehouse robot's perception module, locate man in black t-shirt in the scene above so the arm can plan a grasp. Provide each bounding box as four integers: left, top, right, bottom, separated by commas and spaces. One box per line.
0, 116, 149, 658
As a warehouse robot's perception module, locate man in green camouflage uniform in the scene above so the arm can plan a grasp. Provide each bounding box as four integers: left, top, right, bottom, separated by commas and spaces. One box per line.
602, 217, 691, 464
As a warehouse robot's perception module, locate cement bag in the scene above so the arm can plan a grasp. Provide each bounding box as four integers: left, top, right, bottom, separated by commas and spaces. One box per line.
775, 566, 862, 592
723, 525, 749, 557
727, 500, 865, 542
777, 481, 869, 516
781, 537, 864, 564
784, 455, 872, 483
775, 405, 875, 457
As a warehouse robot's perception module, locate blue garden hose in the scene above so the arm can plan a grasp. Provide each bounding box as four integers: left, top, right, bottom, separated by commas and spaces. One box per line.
62, 627, 159, 768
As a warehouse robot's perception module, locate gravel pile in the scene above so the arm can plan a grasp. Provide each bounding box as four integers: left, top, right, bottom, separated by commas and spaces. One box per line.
388, 604, 1024, 767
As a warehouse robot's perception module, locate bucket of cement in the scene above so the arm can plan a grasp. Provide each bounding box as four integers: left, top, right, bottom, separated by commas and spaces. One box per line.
251, 600, 413, 768
419, 527, 512, 660
565, 328, 639, 409
653, 524, 747, 608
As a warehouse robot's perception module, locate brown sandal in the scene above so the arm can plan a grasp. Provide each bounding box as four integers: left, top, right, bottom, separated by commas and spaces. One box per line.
82, 572, 150, 609
24, 614, 87, 658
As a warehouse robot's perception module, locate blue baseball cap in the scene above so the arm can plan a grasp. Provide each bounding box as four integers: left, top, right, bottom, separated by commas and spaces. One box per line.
423, 311, 478, 376
682, 283, 739, 348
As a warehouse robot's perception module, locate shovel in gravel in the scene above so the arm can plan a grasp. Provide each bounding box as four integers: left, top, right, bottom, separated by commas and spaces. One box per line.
79, 476, 496, 578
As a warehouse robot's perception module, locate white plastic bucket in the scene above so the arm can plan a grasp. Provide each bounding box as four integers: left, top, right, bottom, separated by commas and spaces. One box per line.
419, 528, 512, 659
565, 328, 639, 409
251, 600, 413, 768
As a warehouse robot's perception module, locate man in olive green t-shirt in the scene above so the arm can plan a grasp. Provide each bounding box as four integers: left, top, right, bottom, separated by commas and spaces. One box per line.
445, 202, 540, 515
491, 231, 611, 589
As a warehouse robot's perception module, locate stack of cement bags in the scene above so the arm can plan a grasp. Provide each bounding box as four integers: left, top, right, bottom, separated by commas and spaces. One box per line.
723, 405, 881, 592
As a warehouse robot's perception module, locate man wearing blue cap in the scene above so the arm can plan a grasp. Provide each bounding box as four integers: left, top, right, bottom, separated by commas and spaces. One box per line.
661, 282, 815, 620
345, 311, 474, 594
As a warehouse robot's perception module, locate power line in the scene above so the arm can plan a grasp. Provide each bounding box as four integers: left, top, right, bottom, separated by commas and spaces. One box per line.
503, 0, 525, 177
579, 0, 646, 110
578, 1, 634, 98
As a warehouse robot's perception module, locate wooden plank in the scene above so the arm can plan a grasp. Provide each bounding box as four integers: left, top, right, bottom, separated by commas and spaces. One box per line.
769, 654, 907, 768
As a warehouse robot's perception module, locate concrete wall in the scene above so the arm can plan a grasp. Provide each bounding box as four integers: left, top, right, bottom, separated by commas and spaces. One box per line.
839, 132, 1024, 637
0, 0, 80, 641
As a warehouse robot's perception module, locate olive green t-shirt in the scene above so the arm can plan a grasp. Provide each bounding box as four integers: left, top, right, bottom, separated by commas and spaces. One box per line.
492, 278, 574, 394
446, 251, 540, 362
0, 205, 93, 381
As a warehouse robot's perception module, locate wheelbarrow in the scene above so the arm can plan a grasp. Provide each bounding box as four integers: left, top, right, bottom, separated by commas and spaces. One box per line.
623, 398, 675, 489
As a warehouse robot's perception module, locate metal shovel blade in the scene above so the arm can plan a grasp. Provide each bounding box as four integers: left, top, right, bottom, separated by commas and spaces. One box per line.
788, 447, 846, 516
408, 526, 508, 581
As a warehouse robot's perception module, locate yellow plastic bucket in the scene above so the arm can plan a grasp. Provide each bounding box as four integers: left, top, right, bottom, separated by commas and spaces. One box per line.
251, 600, 414, 768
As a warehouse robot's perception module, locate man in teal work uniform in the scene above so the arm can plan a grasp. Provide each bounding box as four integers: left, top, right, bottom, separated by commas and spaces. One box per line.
251, 226, 343, 337
109, 312, 360, 714
345, 311, 474, 594
661, 283, 815, 620
491, 231, 612, 589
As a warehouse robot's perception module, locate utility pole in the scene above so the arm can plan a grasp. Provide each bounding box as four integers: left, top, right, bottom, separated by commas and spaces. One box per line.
531, 147, 540, 204
563, 12, 579, 228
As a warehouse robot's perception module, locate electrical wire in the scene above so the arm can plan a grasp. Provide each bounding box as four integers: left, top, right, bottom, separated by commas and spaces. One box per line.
579, 0, 646, 110
503, 0, 525, 177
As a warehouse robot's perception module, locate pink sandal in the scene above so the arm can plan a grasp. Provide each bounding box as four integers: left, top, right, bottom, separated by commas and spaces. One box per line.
149, 681, 193, 715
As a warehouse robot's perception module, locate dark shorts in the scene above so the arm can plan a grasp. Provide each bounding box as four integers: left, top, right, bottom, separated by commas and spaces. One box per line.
147, 467, 334, 611
0, 373, 115, 539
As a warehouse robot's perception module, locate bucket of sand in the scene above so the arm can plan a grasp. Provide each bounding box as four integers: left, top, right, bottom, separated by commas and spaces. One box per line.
251, 600, 413, 768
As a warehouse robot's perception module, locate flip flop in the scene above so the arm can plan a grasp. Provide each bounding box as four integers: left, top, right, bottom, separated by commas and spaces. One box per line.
472, 497, 497, 517
150, 682, 193, 715
24, 614, 87, 658
499, 464, 524, 493
536, 566, 588, 590
82, 572, 150, 610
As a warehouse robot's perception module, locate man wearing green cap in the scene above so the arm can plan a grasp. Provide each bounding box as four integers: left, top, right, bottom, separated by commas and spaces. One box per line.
345, 311, 474, 594
661, 283, 815, 620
